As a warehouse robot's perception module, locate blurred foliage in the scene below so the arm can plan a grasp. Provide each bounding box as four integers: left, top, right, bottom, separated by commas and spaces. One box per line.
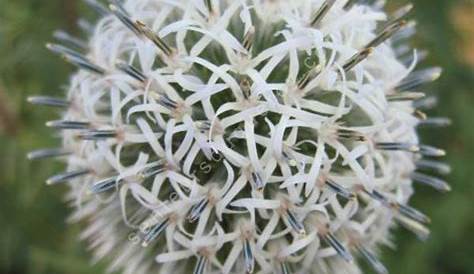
0, 0, 472, 274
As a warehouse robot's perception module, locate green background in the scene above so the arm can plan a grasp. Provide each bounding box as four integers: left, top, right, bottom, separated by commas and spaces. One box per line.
0, 0, 472, 273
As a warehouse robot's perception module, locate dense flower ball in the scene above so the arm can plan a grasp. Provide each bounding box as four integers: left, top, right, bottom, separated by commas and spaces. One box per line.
29, 0, 450, 274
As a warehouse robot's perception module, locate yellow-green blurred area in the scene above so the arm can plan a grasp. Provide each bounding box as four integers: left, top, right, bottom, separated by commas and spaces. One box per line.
0, 0, 472, 273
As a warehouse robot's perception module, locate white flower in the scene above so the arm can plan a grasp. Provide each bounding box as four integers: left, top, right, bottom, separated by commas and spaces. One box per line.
29, 0, 450, 273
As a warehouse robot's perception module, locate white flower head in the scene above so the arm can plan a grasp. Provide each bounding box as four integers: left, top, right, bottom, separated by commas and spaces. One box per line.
29, 0, 450, 273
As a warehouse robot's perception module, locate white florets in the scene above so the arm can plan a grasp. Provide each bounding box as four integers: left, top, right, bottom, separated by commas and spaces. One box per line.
31, 0, 449, 274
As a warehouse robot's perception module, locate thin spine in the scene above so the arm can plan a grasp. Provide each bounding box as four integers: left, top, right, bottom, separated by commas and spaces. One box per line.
243, 239, 255, 274
356, 245, 389, 274
411, 172, 451, 192
326, 179, 356, 200
322, 233, 353, 262
416, 159, 451, 175
142, 218, 170, 247
77, 130, 117, 140
396, 67, 442, 91
90, 176, 119, 194
83, 0, 109, 15
53, 30, 87, 49
286, 209, 306, 235
310, 0, 336, 27
46, 120, 90, 130
27, 148, 71, 160
109, 4, 142, 35
342, 47, 374, 72
193, 256, 208, 274
27, 96, 70, 108
116, 62, 147, 83
188, 198, 209, 222
47, 169, 90, 185
135, 20, 174, 56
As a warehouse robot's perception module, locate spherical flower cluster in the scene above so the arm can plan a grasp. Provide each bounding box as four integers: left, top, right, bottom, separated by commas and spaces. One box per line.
29, 0, 450, 274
